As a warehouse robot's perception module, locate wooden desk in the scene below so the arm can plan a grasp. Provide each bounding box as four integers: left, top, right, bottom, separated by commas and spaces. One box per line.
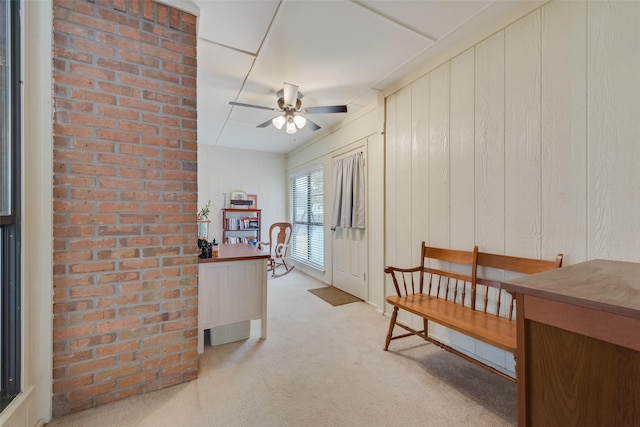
503, 260, 640, 426
197, 244, 270, 354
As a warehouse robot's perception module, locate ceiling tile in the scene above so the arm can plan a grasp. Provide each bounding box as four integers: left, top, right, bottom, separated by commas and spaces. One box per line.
196, 0, 279, 54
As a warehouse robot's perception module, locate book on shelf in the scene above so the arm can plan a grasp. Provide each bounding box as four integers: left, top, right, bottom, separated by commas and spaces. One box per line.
226, 236, 257, 244
224, 217, 259, 230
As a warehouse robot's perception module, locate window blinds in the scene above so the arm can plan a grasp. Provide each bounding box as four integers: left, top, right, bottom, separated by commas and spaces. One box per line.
290, 167, 324, 269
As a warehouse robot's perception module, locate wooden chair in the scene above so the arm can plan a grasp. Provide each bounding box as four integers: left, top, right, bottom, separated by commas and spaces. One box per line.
259, 222, 295, 277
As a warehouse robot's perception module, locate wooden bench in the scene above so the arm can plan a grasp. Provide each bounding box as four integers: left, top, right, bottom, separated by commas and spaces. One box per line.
384, 242, 562, 381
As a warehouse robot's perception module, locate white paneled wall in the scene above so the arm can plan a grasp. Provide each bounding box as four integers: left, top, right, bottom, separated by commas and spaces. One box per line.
384, 0, 640, 376
587, 1, 640, 259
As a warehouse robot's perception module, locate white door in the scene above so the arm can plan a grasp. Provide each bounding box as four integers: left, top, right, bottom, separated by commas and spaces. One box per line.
332, 227, 367, 300
331, 145, 368, 301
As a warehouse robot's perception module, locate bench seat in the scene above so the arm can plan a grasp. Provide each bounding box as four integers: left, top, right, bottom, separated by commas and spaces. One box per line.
386, 294, 517, 353
384, 242, 563, 382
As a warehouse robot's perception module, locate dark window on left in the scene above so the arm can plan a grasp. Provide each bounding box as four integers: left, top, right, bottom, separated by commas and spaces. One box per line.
1, 0, 22, 412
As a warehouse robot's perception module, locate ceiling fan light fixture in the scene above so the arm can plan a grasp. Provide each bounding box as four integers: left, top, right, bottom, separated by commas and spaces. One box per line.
286, 120, 297, 134
272, 115, 286, 130
293, 114, 307, 129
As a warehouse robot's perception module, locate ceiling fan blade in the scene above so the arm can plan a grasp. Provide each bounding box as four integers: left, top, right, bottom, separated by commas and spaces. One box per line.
229, 101, 279, 112
301, 105, 348, 114
283, 83, 299, 108
256, 118, 276, 128
305, 117, 321, 131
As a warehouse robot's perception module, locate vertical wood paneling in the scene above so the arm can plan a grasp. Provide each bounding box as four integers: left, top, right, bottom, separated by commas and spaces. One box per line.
475, 31, 506, 253
395, 86, 416, 325
429, 63, 451, 248
542, 0, 587, 265
505, 10, 541, 259
450, 48, 477, 354
450, 48, 476, 249
411, 75, 430, 258
384, 93, 397, 302
588, 1, 640, 261
395, 86, 414, 266
428, 63, 451, 341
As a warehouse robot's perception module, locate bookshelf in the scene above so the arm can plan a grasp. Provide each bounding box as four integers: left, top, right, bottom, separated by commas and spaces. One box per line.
222, 208, 261, 244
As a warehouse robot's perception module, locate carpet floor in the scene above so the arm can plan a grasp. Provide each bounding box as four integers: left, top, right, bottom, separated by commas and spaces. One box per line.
47, 269, 516, 427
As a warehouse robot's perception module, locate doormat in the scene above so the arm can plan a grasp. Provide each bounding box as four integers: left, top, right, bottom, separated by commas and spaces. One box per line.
308, 286, 362, 306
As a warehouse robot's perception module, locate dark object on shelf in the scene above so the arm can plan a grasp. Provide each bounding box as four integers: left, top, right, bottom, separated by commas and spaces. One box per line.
230, 199, 253, 206
199, 239, 213, 258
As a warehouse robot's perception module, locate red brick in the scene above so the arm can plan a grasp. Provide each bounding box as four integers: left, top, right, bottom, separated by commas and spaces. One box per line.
53, 374, 94, 394
120, 236, 161, 247
98, 271, 140, 284
95, 129, 140, 143
69, 213, 117, 226
67, 380, 115, 402
120, 168, 161, 180
53, 324, 96, 341
69, 63, 116, 81
97, 81, 139, 98
70, 37, 116, 57
69, 332, 116, 350
162, 105, 196, 119
96, 364, 140, 383
96, 58, 140, 75
70, 237, 117, 250
97, 105, 140, 120
118, 25, 158, 45
53, 250, 93, 263
71, 89, 117, 105
70, 189, 118, 201
142, 113, 179, 126
118, 325, 161, 340
96, 318, 142, 333
96, 340, 140, 358
69, 284, 115, 298
95, 32, 138, 51
119, 97, 161, 113
53, 71, 96, 89
119, 259, 159, 270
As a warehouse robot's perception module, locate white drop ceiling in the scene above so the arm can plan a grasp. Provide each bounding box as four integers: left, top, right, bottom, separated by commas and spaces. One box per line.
188, 0, 544, 154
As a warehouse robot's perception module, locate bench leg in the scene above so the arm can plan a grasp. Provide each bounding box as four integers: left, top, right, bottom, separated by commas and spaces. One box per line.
384, 307, 399, 351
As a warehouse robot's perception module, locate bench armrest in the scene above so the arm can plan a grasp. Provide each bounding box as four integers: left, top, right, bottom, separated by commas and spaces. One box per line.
384, 265, 423, 296
384, 265, 422, 274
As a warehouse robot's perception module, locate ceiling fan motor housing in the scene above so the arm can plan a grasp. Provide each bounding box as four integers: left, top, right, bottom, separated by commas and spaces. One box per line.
277, 97, 302, 111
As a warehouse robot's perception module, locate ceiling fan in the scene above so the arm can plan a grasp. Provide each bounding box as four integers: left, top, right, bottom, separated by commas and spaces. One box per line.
229, 82, 348, 134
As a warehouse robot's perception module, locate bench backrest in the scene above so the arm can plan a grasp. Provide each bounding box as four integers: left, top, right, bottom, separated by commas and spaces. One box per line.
421, 243, 478, 307
385, 242, 563, 318
475, 251, 563, 319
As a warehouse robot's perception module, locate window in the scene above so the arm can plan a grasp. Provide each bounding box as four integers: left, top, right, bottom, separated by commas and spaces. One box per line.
1, 0, 21, 411
290, 167, 324, 269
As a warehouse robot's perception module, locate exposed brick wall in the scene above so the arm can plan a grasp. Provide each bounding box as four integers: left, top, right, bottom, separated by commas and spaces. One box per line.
51, 0, 198, 416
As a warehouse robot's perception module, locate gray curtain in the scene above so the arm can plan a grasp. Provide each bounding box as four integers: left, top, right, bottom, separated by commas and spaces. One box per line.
332, 152, 365, 229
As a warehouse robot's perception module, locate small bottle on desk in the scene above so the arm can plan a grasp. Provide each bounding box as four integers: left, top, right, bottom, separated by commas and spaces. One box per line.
212, 239, 219, 257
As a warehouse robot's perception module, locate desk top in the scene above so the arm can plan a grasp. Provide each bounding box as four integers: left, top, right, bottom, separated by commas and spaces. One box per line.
503, 259, 640, 320
198, 244, 270, 263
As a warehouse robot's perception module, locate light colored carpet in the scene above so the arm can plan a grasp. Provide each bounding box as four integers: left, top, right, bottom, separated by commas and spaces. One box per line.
308, 286, 362, 306
46, 269, 516, 427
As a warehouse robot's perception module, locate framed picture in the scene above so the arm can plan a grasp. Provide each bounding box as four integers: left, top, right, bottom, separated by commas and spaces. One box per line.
230, 190, 247, 201
247, 194, 258, 208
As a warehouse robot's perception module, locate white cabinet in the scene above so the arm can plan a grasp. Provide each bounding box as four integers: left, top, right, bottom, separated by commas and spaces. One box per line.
197, 245, 268, 354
